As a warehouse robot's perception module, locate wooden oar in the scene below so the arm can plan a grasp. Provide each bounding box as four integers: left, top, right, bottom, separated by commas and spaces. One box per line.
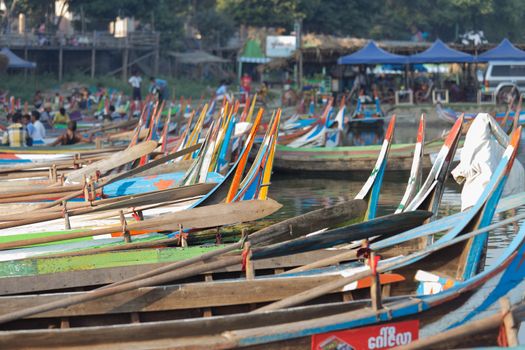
251, 210, 431, 260
0, 184, 84, 199
87, 119, 138, 136
101, 143, 201, 185
0, 154, 108, 174
65, 140, 159, 183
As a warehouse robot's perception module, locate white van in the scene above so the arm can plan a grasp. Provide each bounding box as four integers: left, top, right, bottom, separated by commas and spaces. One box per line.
478, 61, 525, 103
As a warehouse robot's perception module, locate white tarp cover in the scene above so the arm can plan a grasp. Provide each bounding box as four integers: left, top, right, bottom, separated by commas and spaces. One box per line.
451, 113, 525, 211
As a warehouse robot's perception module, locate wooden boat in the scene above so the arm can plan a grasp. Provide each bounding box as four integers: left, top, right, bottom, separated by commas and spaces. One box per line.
0, 128, 519, 343
0, 113, 443, 287
9, 211, 519, 349
0, 145, 127, 165
348, 91, 386, 128
0, 113, 276, 247
394, 298, 525, 349
0, 198, 367, 295
273, 137, 451, 172
396, 115, 425, 213
273, 113, 455, 174
0, 112, 394, 288
436, 102, 525, 126
286, 100, 334, 148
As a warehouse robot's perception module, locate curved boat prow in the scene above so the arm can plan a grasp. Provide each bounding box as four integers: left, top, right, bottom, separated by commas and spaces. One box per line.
355, 115, 396, 220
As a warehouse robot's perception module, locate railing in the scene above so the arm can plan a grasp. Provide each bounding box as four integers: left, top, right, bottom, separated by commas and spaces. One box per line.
0, 31, 159, 49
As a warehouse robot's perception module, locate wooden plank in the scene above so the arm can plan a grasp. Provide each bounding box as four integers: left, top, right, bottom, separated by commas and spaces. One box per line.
0, 183, 215, 229
0, 301, 369, 348
65, 141, 158, 183
252, 210, 431, 260
0, 249, 350, 295
103, 199, 366, 290
0, 273, 403, 320
0, 199, 281, 250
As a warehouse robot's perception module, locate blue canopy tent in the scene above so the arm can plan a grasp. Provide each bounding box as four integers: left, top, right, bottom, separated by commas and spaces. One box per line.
407, 39, 475, 99
408, 39, 475, 63
338, 41, 408, 65
338, 41, 409, 96
0, 48, 36, 69
478, 38, 525, 61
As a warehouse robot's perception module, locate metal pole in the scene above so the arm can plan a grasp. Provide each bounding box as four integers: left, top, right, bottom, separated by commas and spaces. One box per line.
295, 19, 303, 90
58, 45, 63, 82
122, 36, 129, 81
91, 32, 96, 78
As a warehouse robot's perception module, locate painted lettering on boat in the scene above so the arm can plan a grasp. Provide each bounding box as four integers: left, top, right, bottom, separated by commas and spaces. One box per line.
368, 326, 413, 349
311, 320, 418, 350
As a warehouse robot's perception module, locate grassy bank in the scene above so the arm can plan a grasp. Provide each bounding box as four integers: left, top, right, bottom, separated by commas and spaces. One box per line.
0, 73, 217, 101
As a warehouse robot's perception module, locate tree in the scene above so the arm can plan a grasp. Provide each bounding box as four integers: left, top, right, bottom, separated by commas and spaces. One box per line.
218, 0, 301, 29
298, 0, 379, 37
193, 8, 235, 48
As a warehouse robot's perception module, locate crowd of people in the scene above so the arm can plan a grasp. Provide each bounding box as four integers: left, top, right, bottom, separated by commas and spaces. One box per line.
0, 70, 269, 148
0, 108, 91, 147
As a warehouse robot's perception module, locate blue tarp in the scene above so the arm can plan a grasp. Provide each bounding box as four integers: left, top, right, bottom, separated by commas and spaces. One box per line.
0, 48, 36, 69
408, 39, 474, 63
478, 38, 525, 61
338, 41, 408, 65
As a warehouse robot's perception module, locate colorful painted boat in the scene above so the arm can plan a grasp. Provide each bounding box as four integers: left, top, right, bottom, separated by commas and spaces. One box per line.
436, 102, 525, 126
0, 139, 520, 342
273, 140, 443, 172
102, 172, 224, 197
0, 146, 125, 165
349, 92, 385, 128
0, 199, 368, 295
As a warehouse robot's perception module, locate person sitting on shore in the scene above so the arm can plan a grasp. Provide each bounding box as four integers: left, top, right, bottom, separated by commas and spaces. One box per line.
53, 107, 70, 127
2, 112, 29, 147
21, 114, 33, 146
30, 110, 46, 145
51, 121, 92, 146
33, 90, 43, 109
40, 103, 54, 129
215, 79, 232, 103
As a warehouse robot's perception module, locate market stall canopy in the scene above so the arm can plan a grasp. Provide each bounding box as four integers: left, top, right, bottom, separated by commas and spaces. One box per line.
373, 63, 428, 74
168, 50, 229, 64
238, 39, 271, 63
478, 38, 525, 62
408, 39, 474, 63
0, 48, 36, 69
337, 41, 408, 65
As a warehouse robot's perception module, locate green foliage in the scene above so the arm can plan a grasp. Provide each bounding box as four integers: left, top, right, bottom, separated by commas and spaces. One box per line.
298, 0, 381, 37
0, 72, 213, 101
218, 0, 301, 29
4, 0, 525, 47
193, 8, 235, 48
